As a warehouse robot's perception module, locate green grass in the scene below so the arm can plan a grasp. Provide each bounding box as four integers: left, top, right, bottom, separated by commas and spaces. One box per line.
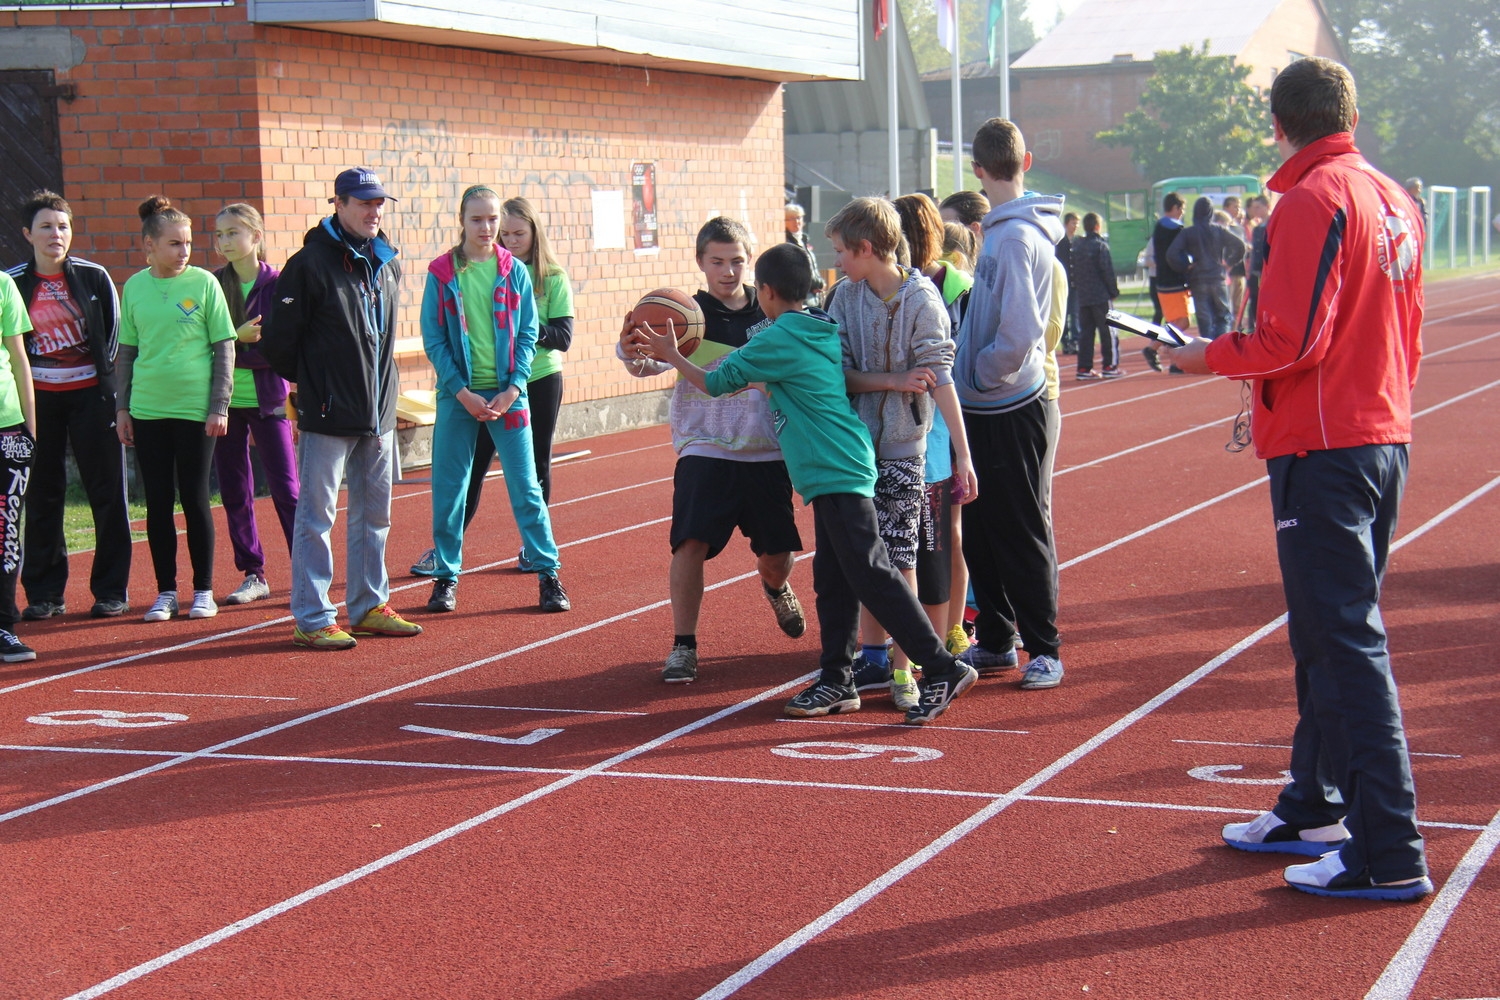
61, 483, 152, 554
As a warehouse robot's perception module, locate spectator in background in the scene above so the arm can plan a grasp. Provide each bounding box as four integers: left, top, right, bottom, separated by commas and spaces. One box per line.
1167, 196, 1247, 340
1223, 195, 1249, 323
939, 190, 988, 244
784, 203, 825, 303
1054, 212, 1079, 354
1145, 192, 1189, 372
1072, 212, 1121, 379
1404, 177, 1426, 222
1243, 194, 1271, 327
941, 221, 978, 274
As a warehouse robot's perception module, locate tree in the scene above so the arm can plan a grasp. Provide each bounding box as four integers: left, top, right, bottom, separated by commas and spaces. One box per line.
1322, 0, 1499, 186
1096, 43, 1280, 181
899, 0, 1038, 76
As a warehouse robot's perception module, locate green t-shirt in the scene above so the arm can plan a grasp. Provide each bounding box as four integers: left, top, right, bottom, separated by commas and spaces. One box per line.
459, 256, 499, 390
528, 265, 574, 382
119, 266, 237, 421
0, 271, 33, 428
229, 278, 259, 409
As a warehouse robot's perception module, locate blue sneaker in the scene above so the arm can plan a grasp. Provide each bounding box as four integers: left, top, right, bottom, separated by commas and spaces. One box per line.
410, 548, 438, 577
785, 680, 861, 718
903, 664, 979, 725
516, 547, 536, 573
1020, 654, 1064, 689
851, 652, 893, 691
958, 643, 1019, 677
1283, 852, 1433, 902
1223, 812, 1350, 857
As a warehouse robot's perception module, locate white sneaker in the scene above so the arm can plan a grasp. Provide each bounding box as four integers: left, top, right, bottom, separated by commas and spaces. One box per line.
1222, 811, 1350, 857
890, 673, 920, 711
143, 592, 178, 622
222, 574, 270, 605
188, 590, 219, 619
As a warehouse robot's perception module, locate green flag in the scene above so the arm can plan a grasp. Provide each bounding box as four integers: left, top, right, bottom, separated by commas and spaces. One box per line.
987, 0, 1004, 64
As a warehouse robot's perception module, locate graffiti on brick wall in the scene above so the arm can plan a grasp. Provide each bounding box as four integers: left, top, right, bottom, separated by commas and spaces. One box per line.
1030, 129, 1062, 163
372, 120, 463, 262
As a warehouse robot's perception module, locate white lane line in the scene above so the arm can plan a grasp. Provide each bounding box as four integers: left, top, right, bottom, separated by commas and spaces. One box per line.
74, 690, 299, 702
1062, 378, 1213, 414
63, 669, 820, 1000
773, 718, 1029, 736
695, 478, 1500, 998
1365, 808, 1500, 1000
1173, 738, 1464, 760
1412, 377, 1500, 419
1055, 416, 1232, 476
4, 741, 1489, 831
414, 702, 649, 717
1058, 476, 1268, 570
0, 513, 674, 697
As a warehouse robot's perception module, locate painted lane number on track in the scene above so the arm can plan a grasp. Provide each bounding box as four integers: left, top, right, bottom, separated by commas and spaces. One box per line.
771, 741, 942, 763
27, 709, 189, 728
1188, 764, 1292, 785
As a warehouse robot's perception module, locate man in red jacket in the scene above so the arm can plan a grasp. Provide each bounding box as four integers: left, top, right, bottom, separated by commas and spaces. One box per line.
1165, 57, 1430, 901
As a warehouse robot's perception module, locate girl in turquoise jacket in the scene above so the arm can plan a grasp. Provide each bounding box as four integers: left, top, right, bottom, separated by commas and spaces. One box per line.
419, 185, 568, 614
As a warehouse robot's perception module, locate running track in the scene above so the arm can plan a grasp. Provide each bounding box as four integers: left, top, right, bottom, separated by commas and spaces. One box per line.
1, 273, 1496, 999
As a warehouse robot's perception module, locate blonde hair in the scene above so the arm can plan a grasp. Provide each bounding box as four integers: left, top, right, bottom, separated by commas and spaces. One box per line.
824, 197, 902, 263
452, 184, 501, 273
501, 196, 562, 284
941, 221, 977, 272
215, 202, 268, 326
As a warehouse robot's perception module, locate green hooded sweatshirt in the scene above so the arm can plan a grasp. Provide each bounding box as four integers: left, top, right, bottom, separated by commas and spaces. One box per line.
705, 309, 876, 503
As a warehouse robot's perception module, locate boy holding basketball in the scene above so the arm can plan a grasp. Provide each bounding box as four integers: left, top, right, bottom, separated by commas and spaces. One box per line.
618, 217, 805, 684
637, 242, 977, 723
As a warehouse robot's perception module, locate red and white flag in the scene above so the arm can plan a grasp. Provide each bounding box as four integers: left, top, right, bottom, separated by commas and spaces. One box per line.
874, 0, 889, 38
936, 0, 957, 54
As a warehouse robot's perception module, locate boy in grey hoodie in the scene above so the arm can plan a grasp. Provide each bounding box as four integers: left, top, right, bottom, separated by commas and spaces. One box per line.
954, 118, 1067, 691
825, 197, 976, 711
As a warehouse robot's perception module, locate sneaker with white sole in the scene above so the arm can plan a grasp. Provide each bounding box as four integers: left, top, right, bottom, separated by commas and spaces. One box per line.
1020, 654, 1064, 689
764, 583, 806, 638
222, 574, 270, 605
890, 674, 920, 711
1283, 851, 1433, 902
662, 645, 698, 684
904, 664, 979, 725
851, 651, 894, 691
410, 548, 438, 577
0, 629, 36, 663
958, 643, 1018, 677
188, 590, 218, 619
1222, 811, 1351, 857
143, 592, 178, 622
784, 679, 861, 717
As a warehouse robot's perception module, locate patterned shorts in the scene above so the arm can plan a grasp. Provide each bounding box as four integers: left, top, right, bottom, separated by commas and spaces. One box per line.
872, 456, 925, 570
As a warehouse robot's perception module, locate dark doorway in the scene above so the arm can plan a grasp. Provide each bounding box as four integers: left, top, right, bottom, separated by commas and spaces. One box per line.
0, 70, 67, 265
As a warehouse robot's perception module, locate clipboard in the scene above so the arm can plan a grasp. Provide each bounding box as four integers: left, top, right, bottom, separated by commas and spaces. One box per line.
1106, 310, 1193, 347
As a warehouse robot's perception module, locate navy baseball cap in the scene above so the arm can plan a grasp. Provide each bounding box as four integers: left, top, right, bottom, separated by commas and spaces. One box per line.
329, 167, 397, 203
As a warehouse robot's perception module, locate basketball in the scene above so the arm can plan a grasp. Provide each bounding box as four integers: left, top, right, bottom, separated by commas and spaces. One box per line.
632, 288, 704, 357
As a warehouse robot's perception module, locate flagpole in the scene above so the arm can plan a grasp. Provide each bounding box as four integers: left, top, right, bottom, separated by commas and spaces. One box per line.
999, 0, 1009, 119
951, 0, 963, 193
888, 0, 899, 197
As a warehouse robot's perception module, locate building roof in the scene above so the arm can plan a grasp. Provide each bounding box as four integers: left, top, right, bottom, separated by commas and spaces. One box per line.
1011, 0, 1284, 71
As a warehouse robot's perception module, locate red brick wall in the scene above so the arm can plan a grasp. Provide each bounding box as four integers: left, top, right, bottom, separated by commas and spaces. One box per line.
1013, 65, 1152, 195
4, 5, 786, 406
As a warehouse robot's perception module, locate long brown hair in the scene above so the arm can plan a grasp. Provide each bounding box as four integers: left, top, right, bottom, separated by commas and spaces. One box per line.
215, 202, 266, 327
892, 193, 945, 273
501, 196, 561, 285
452, 184, 501, 274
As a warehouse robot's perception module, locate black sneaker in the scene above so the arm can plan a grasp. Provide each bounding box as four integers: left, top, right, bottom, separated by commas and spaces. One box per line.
904, 664, 979, 725
426, 578, 457, 612
851, 653, 893, 691
0, 629, 36, 663
21, 600, 65, 621
90, 599, 129, 618
539, 574, 571, 612
784, 679, 861, 717
1142, 346, 1162, 372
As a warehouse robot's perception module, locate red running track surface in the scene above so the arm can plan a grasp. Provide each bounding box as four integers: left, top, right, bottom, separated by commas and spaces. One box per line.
1, 273, 1497, 999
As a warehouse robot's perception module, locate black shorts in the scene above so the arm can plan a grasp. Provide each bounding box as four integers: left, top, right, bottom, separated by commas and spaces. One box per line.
670, 455, 803, 560
915, 479, 952, 607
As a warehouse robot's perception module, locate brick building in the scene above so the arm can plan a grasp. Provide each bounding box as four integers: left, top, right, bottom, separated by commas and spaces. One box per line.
0, 0, 863, 444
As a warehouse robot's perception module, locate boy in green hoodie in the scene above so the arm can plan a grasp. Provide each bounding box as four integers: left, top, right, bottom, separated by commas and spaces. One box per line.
633, 243, 978, 724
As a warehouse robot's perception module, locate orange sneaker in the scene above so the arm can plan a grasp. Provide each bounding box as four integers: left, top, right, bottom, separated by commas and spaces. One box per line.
292, 624, 358, 650
352, 603, 423, 637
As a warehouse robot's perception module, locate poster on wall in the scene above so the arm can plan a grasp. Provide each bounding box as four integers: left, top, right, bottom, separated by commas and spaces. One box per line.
631, 161, 658, 255
0, 0, 229, 8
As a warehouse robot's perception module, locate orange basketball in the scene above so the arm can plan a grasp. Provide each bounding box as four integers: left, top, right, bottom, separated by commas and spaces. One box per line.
632, 288, 704, 357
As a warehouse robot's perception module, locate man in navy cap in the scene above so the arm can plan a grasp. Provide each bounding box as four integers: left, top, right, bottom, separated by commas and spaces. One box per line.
263, 167, 422, 649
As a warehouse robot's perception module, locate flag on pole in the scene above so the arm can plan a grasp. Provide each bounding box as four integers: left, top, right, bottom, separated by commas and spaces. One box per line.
987, 0, 1004, 63
874, 0, 889, 38
935, 0, 957, 54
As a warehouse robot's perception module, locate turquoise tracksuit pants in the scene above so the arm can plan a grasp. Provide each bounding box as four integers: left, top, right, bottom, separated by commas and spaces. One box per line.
431, 390, 559, 581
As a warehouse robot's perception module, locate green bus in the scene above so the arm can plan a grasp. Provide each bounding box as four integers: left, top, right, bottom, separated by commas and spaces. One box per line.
1104, 174, 1263, 273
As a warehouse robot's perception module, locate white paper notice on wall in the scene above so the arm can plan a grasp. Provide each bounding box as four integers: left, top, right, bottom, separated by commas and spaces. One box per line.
592, 189, 626, 250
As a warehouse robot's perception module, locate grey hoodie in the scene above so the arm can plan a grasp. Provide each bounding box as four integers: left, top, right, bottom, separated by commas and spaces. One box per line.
829, 265, 954, 460
954, 193, 1065, 414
